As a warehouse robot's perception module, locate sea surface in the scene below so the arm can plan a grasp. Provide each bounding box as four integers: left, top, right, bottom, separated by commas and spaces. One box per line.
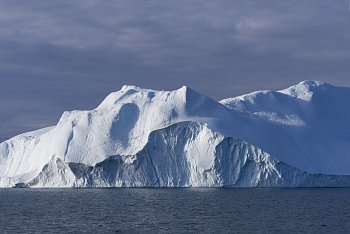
0, 188, 349, 233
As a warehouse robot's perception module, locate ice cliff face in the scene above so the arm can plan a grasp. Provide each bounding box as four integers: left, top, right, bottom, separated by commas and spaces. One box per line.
1, 81, 350, 187
26, 122, 350, 188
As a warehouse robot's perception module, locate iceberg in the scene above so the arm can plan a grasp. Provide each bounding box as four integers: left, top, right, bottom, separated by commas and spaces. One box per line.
1, 81, 350, 187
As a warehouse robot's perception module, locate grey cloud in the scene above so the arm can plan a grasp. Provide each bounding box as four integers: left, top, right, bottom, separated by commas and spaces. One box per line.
1, 0, 350, 141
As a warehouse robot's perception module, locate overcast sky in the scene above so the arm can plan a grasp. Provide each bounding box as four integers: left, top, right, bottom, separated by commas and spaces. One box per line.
1, 0, 350, 141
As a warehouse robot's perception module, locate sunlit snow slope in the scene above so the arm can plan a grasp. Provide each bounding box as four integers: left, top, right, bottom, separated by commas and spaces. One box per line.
220, 80, 350, 175
1, 80, 350, 187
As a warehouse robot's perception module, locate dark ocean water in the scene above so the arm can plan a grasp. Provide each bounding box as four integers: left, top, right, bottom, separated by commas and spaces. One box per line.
0, 188, 349, 233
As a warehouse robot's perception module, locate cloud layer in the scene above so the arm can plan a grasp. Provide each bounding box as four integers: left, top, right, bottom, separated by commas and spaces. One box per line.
1, 0, 350, 141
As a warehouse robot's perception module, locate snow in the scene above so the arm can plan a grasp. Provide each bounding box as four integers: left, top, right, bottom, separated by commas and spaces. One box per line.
220, 80, 350, 174
28, 156, 76, 188
1, 80, 350, 187
279, 80, 328, 101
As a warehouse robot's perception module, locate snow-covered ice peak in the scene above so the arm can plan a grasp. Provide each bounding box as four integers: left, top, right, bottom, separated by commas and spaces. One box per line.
220, 80, 335, 112
222, 80, 331, 106
298, 80, 325, 87
97, 85, 152, 109
96, 84, 225, 119
280, 80, 330, 101
98, 85, 187, 109
121, 84, 141, 91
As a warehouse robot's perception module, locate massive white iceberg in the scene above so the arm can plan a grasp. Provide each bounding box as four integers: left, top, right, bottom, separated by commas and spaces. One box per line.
1, 81, 350, 187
